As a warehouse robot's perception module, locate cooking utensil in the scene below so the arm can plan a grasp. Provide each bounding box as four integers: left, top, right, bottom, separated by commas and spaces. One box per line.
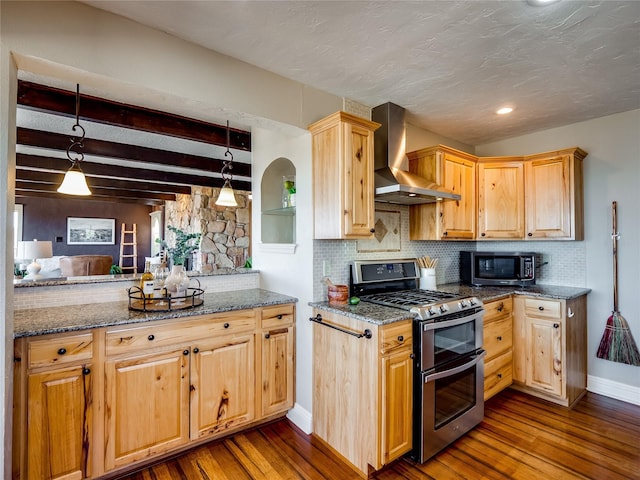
596, 201, 640, 366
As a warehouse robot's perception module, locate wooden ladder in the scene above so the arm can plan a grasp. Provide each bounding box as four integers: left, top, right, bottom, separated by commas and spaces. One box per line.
119, 223, 138, 274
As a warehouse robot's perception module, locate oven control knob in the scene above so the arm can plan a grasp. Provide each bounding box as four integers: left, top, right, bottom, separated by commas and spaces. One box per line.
439, 305, 448, 313
429, 307, 438, 316
459, 300, 469, 308
469, 298, 476, 306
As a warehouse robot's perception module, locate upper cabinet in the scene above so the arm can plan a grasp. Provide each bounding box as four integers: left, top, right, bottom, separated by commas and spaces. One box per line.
408, 145, 477, 240
309, 111, 380, 239
408, 146, 586, 241
524, 149, 586, 240
477, 160, 525, 239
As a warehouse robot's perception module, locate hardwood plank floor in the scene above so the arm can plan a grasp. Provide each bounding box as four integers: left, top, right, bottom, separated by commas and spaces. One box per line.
118, 389, 640, 479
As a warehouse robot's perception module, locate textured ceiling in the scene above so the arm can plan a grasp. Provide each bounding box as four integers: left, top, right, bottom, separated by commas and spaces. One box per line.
81, 0, 640, 145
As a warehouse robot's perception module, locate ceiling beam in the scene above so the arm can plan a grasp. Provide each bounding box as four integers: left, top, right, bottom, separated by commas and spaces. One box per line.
16, 180, 177, 202
17, 154, 252, 191
17, 128, 252, 179
17, 80, 251, 151
16, 169, 193, 195
15, 190, 165, 206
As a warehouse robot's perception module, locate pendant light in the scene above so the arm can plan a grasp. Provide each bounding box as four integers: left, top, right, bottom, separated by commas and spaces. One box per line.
57, 84, 91, 196
215, 121, 238, 207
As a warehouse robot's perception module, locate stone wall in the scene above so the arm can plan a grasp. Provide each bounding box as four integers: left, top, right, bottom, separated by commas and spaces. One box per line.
164, 186, 251, 272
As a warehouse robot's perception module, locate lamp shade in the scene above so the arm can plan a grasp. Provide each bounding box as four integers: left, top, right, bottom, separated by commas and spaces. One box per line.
57, 166, 91, 195
215, 180, 238, 207
17, 240, 53, 260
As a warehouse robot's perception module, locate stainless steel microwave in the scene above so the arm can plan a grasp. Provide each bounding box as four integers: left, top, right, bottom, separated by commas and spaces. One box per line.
460, 251, 536, 286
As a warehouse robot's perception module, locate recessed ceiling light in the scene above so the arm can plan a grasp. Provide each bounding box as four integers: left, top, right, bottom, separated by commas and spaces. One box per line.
526, 0, 561, 6
496, 107, 513, 115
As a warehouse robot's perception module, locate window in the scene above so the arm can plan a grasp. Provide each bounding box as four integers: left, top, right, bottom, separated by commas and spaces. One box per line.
14, 204, 23, 259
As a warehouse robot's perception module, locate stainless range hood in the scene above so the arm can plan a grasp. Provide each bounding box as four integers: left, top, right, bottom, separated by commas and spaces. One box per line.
372, 102, 461, 205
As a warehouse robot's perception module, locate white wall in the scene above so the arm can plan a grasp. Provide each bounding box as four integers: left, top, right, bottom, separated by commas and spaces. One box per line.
477, 109, 640, 393
251, 127, 314, 432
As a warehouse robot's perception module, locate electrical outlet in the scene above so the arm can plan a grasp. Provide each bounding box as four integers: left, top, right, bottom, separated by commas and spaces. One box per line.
322, 260, 331, 277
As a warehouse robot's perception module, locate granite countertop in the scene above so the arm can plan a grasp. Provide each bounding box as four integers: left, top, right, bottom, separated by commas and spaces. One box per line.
310, 283, 591, 326
14, 268, 257, 288
14, 288, 297, 338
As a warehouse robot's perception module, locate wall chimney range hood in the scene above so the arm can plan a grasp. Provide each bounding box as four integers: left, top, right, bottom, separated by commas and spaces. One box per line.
372, 102, 461, 205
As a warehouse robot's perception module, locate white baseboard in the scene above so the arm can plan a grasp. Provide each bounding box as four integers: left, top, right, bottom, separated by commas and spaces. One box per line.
587, 375, 640, 406
286, 403, 312, 434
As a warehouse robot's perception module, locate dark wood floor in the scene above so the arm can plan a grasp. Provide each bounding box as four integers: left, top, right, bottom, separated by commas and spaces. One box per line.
119, 389, 640, 479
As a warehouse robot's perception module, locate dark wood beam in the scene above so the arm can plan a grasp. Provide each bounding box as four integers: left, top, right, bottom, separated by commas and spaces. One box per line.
16, 154, 252, 192
17, 128, 252, 179
16, 169, 193, 195
15, 190, 165, 206
16, 180, 177, 202
17, 80, 251, 151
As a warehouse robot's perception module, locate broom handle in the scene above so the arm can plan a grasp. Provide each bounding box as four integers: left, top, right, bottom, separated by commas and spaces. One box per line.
612, 201, 619, 312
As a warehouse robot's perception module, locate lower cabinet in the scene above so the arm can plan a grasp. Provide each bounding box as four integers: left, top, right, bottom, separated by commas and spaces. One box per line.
512, 295, 587, 407
312, 309, 413, 476
13, 304, 295, 480
482, 297, 514, 400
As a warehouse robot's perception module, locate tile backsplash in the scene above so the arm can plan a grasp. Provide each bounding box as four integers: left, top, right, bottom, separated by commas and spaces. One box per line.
313, 205, 586, 301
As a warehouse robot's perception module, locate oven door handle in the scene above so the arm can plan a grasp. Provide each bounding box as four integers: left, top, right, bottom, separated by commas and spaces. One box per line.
423, 350, 486, 384
422, 310, 484, 331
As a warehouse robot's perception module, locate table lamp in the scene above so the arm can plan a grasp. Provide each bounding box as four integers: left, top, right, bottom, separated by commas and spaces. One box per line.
18, 240, 53, 280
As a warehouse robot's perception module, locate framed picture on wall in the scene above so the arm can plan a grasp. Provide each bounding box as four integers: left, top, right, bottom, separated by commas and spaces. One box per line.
67, 217, 116, 245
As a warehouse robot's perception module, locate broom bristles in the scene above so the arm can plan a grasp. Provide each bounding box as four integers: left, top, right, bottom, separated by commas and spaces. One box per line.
596, 312, 640, 366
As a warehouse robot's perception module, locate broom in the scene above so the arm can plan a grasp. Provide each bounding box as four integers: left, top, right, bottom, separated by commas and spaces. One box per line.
596, 201, 640, 366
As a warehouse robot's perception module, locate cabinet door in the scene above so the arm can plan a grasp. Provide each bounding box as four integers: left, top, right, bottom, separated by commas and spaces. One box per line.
525, 155, 572, 238
190, 334, 255, 439
526, 318, 563, 396
477, 162, 525, 239
27, 365, 92, 480
381, 348, 413, 464
441, 152, 476, 239
104, 348, 190, 470
343, 121, 375, 238
261, 326, 295, 417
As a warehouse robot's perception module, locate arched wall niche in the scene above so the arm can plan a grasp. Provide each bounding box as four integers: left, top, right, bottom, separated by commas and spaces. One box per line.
261, 157, 296, 244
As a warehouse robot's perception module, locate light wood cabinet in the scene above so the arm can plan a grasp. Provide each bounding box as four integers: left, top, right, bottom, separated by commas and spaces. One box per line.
13, 333, 95, 480
408, 145, 477, 240
482, 297, 513, 400
512, 295, 587, 407
477, 160, 525, 239
312, 309, 413, 476
14, 303, 296, 480
524, 149, 586, 239
260, 304, 295, 417
308, 111, 380, 239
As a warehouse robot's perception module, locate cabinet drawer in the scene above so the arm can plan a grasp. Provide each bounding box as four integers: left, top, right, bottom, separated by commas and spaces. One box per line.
261, 304, 295, 329
523, 298, 562, 319
106, 310, 256, 356
484, 350, 513, 400
483, 297, 512, 323
483, 315, 513, 360
380, 320, 412, 354
28, 333, 93, 369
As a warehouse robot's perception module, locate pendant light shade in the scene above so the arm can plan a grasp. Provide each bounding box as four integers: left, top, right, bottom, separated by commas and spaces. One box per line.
215, 179, 238, 207
57, 163, 92, 195
58, 84, 91, 196
214, 121, 238, 207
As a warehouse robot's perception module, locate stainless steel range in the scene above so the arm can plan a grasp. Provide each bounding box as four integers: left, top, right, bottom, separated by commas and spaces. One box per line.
350, 259, 486, 463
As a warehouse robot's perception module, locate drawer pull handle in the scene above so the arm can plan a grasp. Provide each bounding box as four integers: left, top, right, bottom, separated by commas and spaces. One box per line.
83, 368, 91, 375
497, 336, 502, 341
497, 373, 503, 379
398, 335, 404, 342
497, 302, 504, 312
57, 348, 67, 355
554, 323, 559, 329
224, 322, 230, 329
148, 335, 155, 341
265, 333, 270, 339
277, 314, 283, 319
183, 350, 190, 356
410, 353, 415, 359
193, 348, 199, 354
538, 306, 544, 311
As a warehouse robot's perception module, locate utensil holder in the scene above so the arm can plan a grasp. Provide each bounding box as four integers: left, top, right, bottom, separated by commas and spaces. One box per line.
420, 268, 437, 290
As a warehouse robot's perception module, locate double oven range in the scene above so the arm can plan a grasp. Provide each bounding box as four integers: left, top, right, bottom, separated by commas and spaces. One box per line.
350, 259, 485, 463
